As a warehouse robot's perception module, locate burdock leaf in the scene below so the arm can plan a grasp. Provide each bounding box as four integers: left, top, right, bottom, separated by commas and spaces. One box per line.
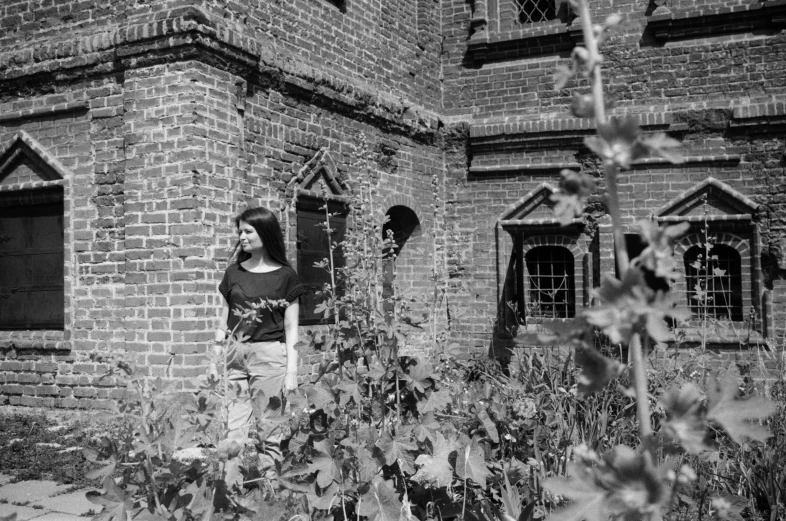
455, 440, 490, 489
706, 370, 776, 444
574, 346, 624, 395
660, 383, 709, 454
357, 476, 403, 521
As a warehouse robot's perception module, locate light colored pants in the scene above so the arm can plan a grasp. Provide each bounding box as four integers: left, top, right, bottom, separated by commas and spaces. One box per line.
226, 341, 287, 447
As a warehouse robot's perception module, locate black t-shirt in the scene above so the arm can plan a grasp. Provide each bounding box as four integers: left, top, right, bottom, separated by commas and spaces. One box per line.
218, 264, 304, 342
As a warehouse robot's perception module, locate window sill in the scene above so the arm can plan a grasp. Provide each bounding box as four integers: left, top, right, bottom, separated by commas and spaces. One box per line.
468, 20, 578, 64
646, 0, 786, 43
0, 330, 69, 350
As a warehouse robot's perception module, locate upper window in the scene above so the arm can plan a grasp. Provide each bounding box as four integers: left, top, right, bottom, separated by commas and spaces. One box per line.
524, 245, 575, 319
517, 0, 558, 24
296, 198, 347, 325
684, 243, 743, 322
0, 200, 64, 330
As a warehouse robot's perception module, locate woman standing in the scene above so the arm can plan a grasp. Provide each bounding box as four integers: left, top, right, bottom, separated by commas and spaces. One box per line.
212, 207, 303, 440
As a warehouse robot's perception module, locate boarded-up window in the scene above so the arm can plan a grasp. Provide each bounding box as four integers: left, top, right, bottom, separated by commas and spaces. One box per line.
0, 201, 64, 329
296, 198, 347, 325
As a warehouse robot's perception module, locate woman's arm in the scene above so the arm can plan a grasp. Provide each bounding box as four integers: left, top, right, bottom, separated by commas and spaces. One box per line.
209, 298, 230, 378
283, 301, 299, 392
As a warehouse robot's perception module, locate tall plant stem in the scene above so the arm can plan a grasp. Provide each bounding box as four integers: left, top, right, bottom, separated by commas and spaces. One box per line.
630, 332, 652, 440
577, 0, 630, 274
605, 163, 629, 274
324, 202, 342, 378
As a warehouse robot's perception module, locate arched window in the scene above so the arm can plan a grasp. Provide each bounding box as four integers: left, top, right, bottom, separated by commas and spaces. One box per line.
684, 244, 743, 321
525, 245, 575, 318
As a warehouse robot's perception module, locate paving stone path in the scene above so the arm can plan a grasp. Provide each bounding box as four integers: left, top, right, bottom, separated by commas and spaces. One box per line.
0, 474, 100, 521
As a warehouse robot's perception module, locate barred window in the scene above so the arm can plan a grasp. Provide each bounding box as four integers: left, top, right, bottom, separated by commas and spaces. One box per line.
525, 246, 575, 318
517, 0, 557, 24
684, 244, 743, 321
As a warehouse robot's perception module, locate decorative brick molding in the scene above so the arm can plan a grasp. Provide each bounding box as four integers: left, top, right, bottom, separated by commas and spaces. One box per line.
646, 0, 786, 42
655, 176, 759, 218
0, 100, 88, 124
0, 131, 70, 183
729, 98, 786, 133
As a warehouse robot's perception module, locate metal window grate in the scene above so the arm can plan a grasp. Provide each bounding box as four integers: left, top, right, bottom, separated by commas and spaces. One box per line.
684, 244, 743, 321
525, 246, 575, 318
516, 0, 557, 24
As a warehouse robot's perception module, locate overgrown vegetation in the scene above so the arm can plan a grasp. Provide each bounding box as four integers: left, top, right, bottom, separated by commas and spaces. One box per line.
10, 0, 780, 520
0, 410, 99, 487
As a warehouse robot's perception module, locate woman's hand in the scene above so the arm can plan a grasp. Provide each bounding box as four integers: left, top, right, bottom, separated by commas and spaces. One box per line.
284, 369, 298, 393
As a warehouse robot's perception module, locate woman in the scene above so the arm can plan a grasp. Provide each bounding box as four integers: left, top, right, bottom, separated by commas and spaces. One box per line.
212, 206, 303, 440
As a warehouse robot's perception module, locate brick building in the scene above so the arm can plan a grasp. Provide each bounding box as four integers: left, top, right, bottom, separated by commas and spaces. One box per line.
0, 0, 784, 408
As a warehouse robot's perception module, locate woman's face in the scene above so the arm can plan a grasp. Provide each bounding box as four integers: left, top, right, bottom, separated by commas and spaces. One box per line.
238, 220, 263, 253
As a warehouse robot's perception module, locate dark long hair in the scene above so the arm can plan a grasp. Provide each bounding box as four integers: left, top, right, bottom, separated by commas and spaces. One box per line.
233, 207, 291, 267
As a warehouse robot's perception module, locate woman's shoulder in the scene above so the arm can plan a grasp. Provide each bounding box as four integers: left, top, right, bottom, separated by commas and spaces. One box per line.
279, 265, 300, 280
223, 263, 242, 277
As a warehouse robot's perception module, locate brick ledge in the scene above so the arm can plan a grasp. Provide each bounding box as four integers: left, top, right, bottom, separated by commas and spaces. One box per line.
0, 330, 69, 351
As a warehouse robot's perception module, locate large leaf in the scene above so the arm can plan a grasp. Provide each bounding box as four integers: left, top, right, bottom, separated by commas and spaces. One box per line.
413, 411, 440, 443
308, 439, 341, 488
403, 358, 435, 393
357, 476, 403, 521
418, 388, 452, 414
706, 369, 776, 444
411, 431, 458, 487
455, 440, 490, 489
376, 432, 417, 474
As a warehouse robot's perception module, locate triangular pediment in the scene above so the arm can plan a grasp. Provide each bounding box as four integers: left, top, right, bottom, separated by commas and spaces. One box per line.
0, 130, 68, 186
657, 177, 758, 218
499, 183, 558, 221
289, 148, 345, 196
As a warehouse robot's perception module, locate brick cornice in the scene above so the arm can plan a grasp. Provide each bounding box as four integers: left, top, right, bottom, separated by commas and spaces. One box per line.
0, 7, 441, 142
